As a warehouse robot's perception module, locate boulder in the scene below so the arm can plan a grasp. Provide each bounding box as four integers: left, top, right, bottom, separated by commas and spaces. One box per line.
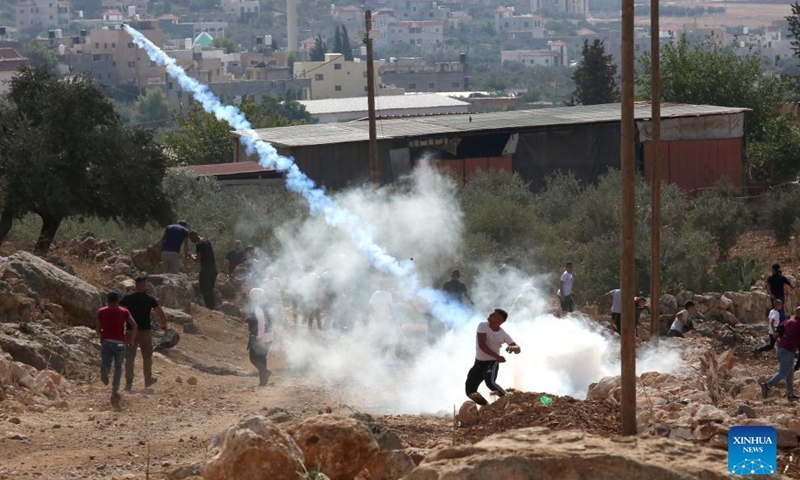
586, 376, 620, 401
203, 414, 304, 480
724, 291, 770, 325
153, 329, 180, 351
735, 405, 757, 419
131, 245, 162, 274
693, 293, 733, 320
404, 427, 734, 480
218, 302, 243, 318
147, 275, 196, 311
659, 294, 677, 316
722, 311, 738, 327
777, 428, 799, 449
0, 252, 103, 326
0, 333, 65, 373
365, 450, 416, 480
456, 401, 479, 427
183, 322, 200, 335
163, 307, 193, 326
288, 415, 379, 480
717, 350, 735, 376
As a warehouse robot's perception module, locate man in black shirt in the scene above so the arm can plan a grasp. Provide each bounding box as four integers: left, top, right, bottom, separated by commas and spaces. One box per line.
190, 231, 218, 310
223, 240, 246, 274
120, 276, 167, 391
443, 269, 473, 305
766, 264, 792, 321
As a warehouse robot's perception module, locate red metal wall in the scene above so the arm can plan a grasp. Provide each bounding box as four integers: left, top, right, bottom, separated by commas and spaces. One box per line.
426, 157, 512, 183
642, 138, 744, 192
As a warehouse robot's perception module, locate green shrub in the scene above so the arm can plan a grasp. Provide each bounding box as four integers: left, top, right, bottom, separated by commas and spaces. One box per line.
762, 189, 800, 245
690, 186, 750, 259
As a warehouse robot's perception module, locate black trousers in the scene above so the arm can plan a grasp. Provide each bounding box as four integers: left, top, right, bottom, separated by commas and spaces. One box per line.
249, 343, 270, 374
465, 359, 505, 396
199, 270, 217, 310
758, 334, 777, 352
560, 294, 575, 313
667, 329, 684, 338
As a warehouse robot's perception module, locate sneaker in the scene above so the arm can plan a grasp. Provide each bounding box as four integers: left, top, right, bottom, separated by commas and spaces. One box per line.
761, 382, 769, 399
124, 383, 132, 392
789, 395, 800, 402
144, 376, 158, 387
100, 372, 109, 386
110, 393, 121, 410
468, 392, 488, 406
259, 370, 272, 387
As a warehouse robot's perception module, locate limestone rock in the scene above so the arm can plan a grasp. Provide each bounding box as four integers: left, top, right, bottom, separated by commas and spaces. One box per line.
659, 294, 677, 315
586, 376, 620, 401
404, 427, 735, 480
456, 401, 479, 427
147, 275, 196, 311
131, 245, 162, 275
0, 251, 103, 326
163, 307, 193, 326
218, 302, 243, 318
153, 328, 180, 351
735, 405, 757, 419
777, 428, 799, 449
366, 450, 416, 480
717, 350, 735, 376
203, 414, 304, 480
288, 415, 379, 480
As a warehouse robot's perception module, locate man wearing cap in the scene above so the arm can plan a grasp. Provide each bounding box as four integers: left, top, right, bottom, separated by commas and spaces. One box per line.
96, 292, 138, 409
159, 221, 191, 274
766, 264, 792, 321
121, 276, 168, 391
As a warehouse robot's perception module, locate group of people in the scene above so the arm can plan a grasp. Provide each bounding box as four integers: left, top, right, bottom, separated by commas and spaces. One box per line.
95, 276, 168, 407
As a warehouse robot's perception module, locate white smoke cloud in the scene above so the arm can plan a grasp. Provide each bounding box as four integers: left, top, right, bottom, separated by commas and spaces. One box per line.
124, 25, 683, 414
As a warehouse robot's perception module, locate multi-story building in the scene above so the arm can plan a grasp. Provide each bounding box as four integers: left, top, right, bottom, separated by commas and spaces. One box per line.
65, 21, 165, 87
221, 0, 260, 21
15, 0, 71, 31
380, 20, 444, 51
501, 42, 567, 67
385, 0, 450, 21
293, 52, 403, 99
380, 56, 468, 92
530, 0, 588, 17
494, 7, 544, 38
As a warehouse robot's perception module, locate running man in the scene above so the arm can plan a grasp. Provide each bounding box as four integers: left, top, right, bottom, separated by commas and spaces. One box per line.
465, 309, 521, 406
755, 299, 782, 358
96, 292, 138, 409
761, 306, 800, 401
246, 288, 274, 387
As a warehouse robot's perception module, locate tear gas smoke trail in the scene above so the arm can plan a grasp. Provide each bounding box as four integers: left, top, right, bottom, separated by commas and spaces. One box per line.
123, 24, 474, 327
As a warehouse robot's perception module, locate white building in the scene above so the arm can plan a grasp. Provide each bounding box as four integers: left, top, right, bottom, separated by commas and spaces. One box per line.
494, 7, 544, 38
293, 53, 404, 99
381, 20, 445, 51
502, 43, 568, 68
530, 0, 588, 17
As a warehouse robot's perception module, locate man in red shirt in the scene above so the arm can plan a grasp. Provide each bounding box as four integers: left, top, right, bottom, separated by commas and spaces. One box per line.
96, 292, 138, 408
762, 306, 800, 401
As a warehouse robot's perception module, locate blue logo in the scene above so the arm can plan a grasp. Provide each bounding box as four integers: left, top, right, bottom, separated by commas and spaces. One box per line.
728, 426, 777, 475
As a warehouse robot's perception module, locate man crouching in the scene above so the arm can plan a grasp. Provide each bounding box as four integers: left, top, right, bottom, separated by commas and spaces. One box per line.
465, 309, 521, 406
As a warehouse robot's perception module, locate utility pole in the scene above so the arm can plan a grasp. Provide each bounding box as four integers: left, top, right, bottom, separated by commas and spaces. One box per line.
649, 0, 661, 346
620, 0, 637, 437
364, 10, 379, 186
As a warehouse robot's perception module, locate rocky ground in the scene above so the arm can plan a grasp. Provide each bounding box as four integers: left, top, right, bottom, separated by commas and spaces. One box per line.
1, 232, 800, 479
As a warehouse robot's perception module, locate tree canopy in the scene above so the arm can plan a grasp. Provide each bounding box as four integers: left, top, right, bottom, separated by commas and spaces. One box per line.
0, 68, 173, 253
571, 39, 619, 105
131, 88, 171, 127
636, 34, 787, 141
22, 42, 59, 77
310, 35, 327, 61
787, 2, 800, 60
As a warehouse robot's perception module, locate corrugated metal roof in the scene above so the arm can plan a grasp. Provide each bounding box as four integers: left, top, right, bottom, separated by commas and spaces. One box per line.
184, 161, 276, 177
238, 102, 748, 148
300, 94, 469, 115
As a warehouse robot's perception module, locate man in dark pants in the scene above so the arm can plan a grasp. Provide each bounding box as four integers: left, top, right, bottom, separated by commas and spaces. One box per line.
246, 288, 273, 386
558, 262, 575, 314
121, 276, 168, 391
465, 309, 521, 406
190, 231, 217, 310
766, 264, 792, 321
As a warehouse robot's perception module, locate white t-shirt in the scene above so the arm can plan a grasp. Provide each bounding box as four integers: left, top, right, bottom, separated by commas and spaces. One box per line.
369, 290, 394, 320
609, 289, 622, 314
670, 310, 689, 333
254, 305, 273, 345
559, 271, 574, 296
475, 321, 515, 361
768, 309, 781, 335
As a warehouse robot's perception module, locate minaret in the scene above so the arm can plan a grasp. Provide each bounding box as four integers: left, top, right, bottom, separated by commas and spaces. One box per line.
287, 0, 298, 52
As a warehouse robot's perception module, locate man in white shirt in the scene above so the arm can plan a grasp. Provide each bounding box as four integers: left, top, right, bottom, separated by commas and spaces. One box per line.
558, 262, 575, 313
668, 301, 700, 338
605, 288, 622, 333
465, 309, 521, 406
755, 299, 783, 358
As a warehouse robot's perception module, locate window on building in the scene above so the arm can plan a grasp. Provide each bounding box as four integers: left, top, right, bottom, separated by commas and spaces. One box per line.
128, 42, 134, 48
334, 63, 342, 70
504, 22, 509, 28
315, 74, 324, 80
128, 61, 135, 67
151, 60, 156, 67
92, 54, 101, 61
363, 71, 367, 78
168, 82, 173, 89
428, 82, 435, 89
408, 83, 416, 89
335, 85, 342, 91
452, 81, 460, 88
417, 39, 422, 45
524, 21, 529, 27
364, 86, 368, 92
94, 42, 99, 48
111, 43, 115, 48
177, 91, 182, 98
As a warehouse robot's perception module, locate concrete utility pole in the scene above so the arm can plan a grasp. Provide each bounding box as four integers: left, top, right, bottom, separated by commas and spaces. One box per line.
364, 10, 379, 186
620, 0, 637, 436
649, 0, 662, 346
